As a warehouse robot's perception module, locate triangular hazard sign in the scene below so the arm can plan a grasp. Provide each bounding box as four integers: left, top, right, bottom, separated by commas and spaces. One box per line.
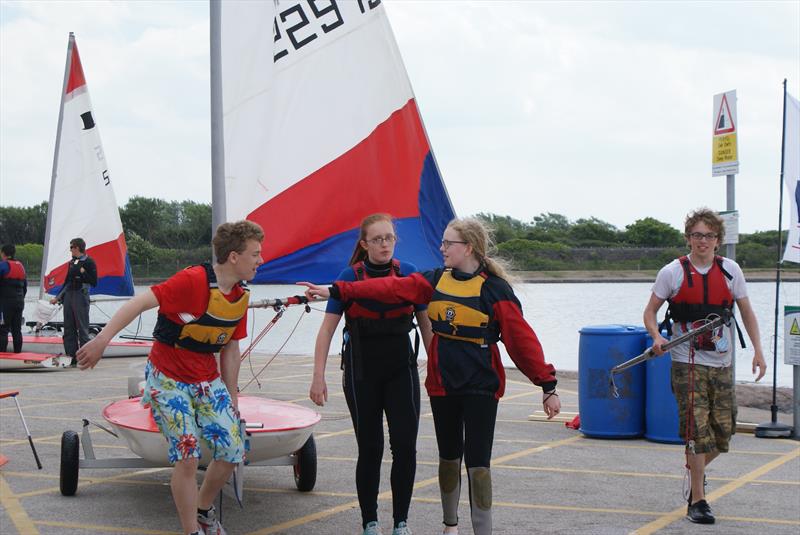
714, 94, 735, 135
791, 318, 800, 336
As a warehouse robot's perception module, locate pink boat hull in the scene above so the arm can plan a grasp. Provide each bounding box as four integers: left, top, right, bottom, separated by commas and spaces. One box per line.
103, 396, 321, 464
17, 335, 151, 358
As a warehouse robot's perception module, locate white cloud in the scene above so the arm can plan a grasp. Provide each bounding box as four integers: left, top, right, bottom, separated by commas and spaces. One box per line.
1, 0, 798, 233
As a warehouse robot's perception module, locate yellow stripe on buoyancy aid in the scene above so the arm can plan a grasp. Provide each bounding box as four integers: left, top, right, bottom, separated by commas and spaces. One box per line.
427, 270, 489, 345
177, 285, 250, 352
153, 264, 251, 353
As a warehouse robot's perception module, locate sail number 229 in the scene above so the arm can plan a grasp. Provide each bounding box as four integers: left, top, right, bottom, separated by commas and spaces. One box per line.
273, 0, 382, 63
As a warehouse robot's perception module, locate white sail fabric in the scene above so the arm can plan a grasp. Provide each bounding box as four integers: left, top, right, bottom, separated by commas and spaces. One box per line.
218, 0, 454, 283
42, 34, 132, 296
782, 93, 799, 264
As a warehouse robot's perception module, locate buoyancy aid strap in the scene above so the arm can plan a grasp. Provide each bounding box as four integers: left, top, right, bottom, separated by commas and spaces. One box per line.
680, 256, 693, 288
715, 256, 733, 281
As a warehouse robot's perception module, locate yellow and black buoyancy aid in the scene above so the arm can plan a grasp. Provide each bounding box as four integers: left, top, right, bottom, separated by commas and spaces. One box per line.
428, 270, 489, 346
153, 263, 250, 353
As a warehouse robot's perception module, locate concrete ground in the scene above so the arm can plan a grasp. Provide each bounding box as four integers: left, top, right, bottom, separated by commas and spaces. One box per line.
1, 354, 798, 535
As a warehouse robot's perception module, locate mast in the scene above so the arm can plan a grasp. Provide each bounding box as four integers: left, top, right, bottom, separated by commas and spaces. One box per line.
40, 33, 74, 300
209, 0, 226, 256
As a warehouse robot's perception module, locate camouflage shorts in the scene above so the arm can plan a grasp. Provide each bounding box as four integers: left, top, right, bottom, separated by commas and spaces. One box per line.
671, 361, 736, 454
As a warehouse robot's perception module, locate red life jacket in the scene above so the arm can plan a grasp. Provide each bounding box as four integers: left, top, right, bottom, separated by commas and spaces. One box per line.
343, 259, 415, 337
3, 260, 26, 282
666, 255, 733, 323
0, 259, 26, 299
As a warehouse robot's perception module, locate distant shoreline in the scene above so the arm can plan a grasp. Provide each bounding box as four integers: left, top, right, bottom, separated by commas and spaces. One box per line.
25, 269, 800, 287
512, 269, 799, 284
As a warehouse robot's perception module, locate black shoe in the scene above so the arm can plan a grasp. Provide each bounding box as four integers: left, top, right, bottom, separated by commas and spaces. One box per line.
70, 357, 77, 368
687, 499, 715, 524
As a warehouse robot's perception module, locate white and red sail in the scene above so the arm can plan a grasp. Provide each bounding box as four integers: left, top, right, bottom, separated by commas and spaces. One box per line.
217, 0, 454, 283
42, 33, 133, 297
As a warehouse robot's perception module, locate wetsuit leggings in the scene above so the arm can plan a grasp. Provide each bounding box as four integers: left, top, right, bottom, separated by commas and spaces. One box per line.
343, 359, 420, 528
63, 289, 90, 357
430, 395, 499, 533
0, 300, 24, 353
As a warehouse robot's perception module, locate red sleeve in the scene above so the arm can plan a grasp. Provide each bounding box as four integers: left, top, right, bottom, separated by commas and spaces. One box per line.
493, 300, 557, 388
336, 272, 434, 305
151, 266, 213, 318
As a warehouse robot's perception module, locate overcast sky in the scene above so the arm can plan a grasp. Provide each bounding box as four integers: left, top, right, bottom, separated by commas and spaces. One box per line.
1, 0, 798, 233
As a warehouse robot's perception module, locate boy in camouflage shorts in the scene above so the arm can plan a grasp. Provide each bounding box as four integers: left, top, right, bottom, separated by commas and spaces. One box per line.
644, 208, 765, 525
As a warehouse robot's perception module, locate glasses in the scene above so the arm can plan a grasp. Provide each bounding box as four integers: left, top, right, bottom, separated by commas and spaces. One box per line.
69, 245, 79, 249
440, 239, 468, 249
688, 232, 718, 241
365, 235, 396, 245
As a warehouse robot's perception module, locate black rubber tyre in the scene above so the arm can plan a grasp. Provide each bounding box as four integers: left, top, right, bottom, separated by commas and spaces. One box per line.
293, 435, 317, 492
60, 430, 80, 496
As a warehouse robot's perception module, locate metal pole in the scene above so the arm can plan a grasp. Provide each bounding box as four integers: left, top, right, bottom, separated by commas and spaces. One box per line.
793, 364, 800, 440
725, 173, 737, 384
755, 78, 792, 438
209, 0, 226, 261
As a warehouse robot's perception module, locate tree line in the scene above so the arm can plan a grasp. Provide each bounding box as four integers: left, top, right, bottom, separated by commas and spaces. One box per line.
0, 199, 790, 276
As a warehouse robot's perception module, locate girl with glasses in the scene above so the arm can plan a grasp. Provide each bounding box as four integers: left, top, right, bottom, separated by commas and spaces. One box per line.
301, 217, 560, 535
308, 213, 433, 535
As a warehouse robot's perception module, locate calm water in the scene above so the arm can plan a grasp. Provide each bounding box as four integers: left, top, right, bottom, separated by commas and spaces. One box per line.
24, 281, 798, 387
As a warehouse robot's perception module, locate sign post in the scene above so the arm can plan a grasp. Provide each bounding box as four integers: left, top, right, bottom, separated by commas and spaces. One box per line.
712, 89, 739, 261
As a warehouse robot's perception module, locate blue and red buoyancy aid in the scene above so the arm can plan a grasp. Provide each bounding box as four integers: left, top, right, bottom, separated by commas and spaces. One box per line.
343, 259, 416, 337
342, 259, 418, 376
0, 259, 26, 300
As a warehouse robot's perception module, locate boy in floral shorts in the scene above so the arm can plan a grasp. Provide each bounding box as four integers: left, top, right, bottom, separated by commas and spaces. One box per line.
77, 221, 264, 535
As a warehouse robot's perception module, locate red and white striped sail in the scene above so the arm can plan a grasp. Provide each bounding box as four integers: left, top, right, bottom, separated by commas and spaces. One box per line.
218, 1, 454, 283
42, 33, 133, 297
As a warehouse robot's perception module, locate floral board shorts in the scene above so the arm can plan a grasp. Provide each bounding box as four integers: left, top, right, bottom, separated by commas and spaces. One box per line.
141, 361, 244, 464
671, 361, 736, 454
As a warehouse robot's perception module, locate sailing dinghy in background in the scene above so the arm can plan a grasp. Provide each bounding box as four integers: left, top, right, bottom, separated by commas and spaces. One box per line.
4, 33, 151, 365
213, 0, 455, 283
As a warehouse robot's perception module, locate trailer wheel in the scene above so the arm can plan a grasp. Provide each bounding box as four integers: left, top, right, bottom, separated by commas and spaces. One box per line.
293, 435, 317, 492
60, 430, 80, 496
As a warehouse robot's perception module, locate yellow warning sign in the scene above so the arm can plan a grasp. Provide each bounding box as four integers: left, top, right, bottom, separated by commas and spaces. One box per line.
790, 318, 800, 336
712, 133, 738, 164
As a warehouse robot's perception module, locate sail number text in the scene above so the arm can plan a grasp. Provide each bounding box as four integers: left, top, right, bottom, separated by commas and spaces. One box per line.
274, 0, 381, 62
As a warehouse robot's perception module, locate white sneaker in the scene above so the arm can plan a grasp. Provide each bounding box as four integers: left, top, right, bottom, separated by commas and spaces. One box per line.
392, 521, 412, 535
363, 520, 382, 535
197, 505, 226, 535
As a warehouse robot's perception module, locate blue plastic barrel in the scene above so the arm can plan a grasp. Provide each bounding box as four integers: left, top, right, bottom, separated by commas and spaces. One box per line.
578, 325, 647, 438
644, 333, 683, 444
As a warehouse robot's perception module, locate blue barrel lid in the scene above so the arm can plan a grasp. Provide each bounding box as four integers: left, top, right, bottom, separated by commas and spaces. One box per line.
579, 324, 646, 335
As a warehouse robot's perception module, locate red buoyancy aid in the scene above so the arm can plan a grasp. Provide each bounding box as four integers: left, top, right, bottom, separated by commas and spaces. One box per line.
3, 260, 26, 282
0, 260, 26, 298
666, 255, 733, 323
343, 259, 415, 336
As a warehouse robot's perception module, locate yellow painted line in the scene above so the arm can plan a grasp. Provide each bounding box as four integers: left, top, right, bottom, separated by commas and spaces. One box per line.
245, 434, 582, 535
1, 427, 103, 448
632, 446, 800, 534
0, 394, 121, 412
0, 473, 39, 534
313, 428, 354, 440
35, 520, 176, 534
14, 467, 169, 498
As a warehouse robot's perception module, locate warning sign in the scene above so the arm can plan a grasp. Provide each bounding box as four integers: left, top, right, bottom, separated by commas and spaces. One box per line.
786, 306, 800, 365
712, 89, 739, 177
714, 93, 736, 134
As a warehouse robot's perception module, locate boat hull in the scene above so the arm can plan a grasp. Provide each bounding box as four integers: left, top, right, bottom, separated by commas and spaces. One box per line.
0, 352, 71, 370
16, 335, 151, 358
102, 396, 321, 465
